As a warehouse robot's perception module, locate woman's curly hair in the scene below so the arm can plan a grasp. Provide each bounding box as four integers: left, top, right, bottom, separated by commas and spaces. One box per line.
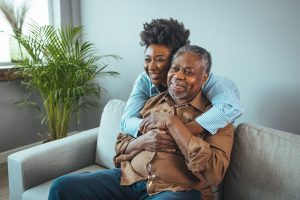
140, 18, 190, 54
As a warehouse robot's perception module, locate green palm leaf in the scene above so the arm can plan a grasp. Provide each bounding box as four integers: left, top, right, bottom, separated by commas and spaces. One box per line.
14, 22, 120, 140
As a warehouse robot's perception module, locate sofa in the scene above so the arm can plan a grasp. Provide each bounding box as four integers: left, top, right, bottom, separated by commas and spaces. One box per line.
8, 99, 300, 200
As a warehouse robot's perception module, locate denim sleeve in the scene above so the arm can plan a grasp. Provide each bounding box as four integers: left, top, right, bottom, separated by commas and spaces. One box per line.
197, 73, 244, 134
120, 73, 151, 137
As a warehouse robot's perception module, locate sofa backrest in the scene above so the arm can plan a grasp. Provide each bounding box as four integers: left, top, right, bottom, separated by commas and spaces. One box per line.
95, 99, 126, 168
224, 123, 300, 200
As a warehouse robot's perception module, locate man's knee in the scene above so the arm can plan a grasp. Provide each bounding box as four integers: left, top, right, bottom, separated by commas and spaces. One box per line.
49, 174, 81, 198
150, 190, 201, 200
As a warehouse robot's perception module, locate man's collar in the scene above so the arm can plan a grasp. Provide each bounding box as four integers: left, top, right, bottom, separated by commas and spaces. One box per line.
189, 92, 209, 112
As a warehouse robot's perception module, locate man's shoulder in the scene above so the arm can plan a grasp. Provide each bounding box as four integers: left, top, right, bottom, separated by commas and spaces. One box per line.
216, 123, 234, 136
201, 94, 212, 112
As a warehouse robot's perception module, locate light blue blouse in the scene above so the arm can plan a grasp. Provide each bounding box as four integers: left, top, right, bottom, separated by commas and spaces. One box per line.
121, 71, 244, 137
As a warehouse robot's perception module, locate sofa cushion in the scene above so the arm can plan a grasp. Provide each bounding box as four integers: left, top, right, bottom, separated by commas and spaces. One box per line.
224, 122, 300, 200
22, 165, 105, 200
95, 99, 126, 168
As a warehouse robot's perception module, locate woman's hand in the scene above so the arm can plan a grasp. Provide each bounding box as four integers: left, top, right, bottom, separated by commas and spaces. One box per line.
140, 113, 205, 136
139, 113, 173, 134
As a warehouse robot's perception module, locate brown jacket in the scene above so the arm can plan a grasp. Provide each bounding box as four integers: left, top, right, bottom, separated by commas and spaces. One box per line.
114, 92, 234, 200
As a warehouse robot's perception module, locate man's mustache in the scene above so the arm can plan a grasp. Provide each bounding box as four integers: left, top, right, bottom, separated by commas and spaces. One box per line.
169, 79, 187, 88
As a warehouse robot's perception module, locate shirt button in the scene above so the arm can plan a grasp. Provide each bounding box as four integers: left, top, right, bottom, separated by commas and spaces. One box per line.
148, 174, 155, 179
148, 181, 152, 186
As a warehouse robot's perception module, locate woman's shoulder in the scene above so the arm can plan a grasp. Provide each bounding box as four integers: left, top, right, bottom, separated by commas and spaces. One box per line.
135, 71, 151, 83
131, 72, 152, 97
135, 72, 152, 89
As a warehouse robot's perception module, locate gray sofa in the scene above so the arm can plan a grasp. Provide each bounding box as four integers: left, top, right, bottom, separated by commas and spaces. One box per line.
8, 99, 300, 200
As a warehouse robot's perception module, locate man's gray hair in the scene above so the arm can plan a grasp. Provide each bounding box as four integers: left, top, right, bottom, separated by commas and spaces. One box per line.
172, 45, 212, 74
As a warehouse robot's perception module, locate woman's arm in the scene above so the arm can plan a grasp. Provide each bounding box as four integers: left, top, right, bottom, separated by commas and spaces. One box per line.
192, 73, 244, 134
120, 72, 153, 137
140, 112, 205, 135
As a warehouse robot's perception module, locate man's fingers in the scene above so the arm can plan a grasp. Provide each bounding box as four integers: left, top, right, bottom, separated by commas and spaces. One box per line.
155, 129, 167, 134
158, 131, 173, 140
140, 116, 151, 133
140, 120, 147, 133
140, 123, 145, 133
164, 148, 176, 153
155, 132, 176, 147
143, 121, 151, 133
159, 139, 177, 148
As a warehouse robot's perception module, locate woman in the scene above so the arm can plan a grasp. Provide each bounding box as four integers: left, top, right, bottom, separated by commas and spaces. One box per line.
121, 18, 243, 137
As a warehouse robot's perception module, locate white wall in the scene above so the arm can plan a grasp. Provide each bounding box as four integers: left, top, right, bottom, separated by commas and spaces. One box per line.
80, 0, 300, 134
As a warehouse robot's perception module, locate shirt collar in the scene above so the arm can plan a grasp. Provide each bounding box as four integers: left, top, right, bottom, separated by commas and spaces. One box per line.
189, 92, 210, 112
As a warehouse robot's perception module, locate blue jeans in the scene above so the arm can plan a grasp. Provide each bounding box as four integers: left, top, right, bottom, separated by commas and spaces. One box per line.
48, 168, 201, 200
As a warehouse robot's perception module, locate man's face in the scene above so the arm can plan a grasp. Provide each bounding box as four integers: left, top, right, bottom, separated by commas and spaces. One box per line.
167, 52, 208, 104
144, 44, 172, 86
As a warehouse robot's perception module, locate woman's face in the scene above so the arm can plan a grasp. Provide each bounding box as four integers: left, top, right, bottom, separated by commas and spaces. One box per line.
144, 44, 172, 86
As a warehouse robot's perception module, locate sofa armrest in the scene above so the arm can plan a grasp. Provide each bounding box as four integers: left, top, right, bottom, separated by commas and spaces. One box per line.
8, 128, 98, 200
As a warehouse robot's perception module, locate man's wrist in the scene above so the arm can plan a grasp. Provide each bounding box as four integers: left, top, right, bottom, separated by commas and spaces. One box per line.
136, 135, 146, 151
165, 115, 178, 136
126, 136, 144, 154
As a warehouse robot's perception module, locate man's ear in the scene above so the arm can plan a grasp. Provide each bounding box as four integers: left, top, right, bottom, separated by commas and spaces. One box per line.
202, 72, 209, 84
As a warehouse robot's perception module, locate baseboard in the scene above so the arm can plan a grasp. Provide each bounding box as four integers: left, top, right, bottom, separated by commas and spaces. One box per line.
0, 141, 42, 164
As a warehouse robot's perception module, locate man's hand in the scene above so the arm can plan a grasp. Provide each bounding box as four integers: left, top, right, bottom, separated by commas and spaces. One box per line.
140, 113, 173, 134
141, 128, 176, 153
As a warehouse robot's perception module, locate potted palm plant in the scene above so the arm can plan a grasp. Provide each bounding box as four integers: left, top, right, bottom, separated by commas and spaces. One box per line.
14, 23, 120, 140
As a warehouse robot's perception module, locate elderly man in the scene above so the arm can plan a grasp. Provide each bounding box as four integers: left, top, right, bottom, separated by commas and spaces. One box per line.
114, 45, 234, 200
49, 45, 234, 200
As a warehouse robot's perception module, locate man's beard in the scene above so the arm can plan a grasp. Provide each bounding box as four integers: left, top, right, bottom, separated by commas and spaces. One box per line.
169, 88, 188, 100
168, 79, 188, 101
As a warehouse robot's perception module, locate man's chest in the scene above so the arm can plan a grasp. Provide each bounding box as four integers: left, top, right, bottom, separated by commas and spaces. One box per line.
142, 102, 202, 124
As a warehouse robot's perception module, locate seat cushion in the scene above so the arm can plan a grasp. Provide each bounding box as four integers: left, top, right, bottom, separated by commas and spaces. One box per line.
22, 165, 105, 200
95, 99, 126, 168
224, 122, 300, 200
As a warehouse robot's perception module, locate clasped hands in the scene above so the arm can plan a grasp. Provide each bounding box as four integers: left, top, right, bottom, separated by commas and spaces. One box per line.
138, 112, 177, 153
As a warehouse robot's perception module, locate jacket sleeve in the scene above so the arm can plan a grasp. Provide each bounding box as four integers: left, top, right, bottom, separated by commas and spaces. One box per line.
185, 124, 234, 187
113, 133, 135, 168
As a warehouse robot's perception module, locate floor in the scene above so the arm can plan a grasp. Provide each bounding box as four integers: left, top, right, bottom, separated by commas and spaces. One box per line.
0, 162, 9, 200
